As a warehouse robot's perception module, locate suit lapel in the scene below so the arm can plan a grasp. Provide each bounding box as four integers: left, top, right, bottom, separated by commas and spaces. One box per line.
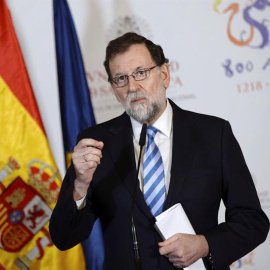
106, 113, 153, 220
164, 101, 197, 211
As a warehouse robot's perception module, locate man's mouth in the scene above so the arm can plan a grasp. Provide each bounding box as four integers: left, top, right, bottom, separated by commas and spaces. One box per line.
131, 97, 145, 103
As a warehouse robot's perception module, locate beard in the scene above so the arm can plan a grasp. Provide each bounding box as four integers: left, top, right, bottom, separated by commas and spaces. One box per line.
122, 86, 166, 125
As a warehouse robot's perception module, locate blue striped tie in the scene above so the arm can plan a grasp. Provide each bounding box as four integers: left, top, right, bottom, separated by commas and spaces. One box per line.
143, 126, 166, 217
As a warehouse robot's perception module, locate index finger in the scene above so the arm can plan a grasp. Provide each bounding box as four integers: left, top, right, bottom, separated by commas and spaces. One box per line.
77, 139, 104, 150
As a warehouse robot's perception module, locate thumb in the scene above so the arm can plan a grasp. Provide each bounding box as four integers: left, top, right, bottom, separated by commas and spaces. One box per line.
158, 233, 180, 247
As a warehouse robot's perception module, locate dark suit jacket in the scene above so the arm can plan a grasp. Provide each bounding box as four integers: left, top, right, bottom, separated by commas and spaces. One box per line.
49, 100, 269, 270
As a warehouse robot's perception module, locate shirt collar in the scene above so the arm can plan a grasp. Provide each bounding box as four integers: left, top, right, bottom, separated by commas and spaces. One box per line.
130, 99, 173, 141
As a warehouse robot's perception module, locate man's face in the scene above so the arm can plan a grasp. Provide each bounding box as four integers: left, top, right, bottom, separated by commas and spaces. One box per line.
109, 44, 170, 125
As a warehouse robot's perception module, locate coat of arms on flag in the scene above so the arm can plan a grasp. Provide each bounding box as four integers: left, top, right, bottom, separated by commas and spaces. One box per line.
0, 157, 60, 254
0, 177, 52, 252
0, 157, 62, 269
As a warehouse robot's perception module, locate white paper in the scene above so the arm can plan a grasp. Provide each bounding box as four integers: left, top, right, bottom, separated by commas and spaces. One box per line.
155, 203, 206, 270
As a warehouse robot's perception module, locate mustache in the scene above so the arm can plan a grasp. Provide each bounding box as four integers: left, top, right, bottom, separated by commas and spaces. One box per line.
127, 91, 148, 103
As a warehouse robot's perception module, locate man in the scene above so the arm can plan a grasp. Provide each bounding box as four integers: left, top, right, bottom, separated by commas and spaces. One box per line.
49, 32, 269, 270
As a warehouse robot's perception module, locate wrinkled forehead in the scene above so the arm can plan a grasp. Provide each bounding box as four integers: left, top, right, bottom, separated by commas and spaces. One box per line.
109, 44, 155, 75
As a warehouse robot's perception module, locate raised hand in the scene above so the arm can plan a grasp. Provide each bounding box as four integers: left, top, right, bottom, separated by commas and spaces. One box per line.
72, 138, 104, 200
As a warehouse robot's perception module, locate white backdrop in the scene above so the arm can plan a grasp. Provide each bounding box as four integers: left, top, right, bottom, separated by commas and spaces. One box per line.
6, 0, 270, 269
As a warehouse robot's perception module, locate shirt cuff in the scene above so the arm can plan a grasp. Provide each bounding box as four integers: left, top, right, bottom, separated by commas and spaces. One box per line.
75, 194, 87, 210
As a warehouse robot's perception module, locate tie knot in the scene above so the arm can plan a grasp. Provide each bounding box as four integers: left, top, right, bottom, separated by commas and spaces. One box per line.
147, 126, 158, 140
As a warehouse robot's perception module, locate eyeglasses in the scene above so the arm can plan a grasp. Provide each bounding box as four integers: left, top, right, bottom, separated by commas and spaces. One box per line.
110, 65, 159, 88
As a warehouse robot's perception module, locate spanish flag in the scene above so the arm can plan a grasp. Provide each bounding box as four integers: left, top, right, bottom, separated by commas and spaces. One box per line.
0, 0, 85, 269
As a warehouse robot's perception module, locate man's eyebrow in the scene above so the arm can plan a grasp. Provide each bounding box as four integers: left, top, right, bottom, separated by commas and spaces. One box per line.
114, 66, 146, 77
135, 66, 145, 70
114, 72, 126, 77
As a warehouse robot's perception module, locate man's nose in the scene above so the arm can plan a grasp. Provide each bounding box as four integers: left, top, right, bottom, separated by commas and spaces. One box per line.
128, 75, 140, 91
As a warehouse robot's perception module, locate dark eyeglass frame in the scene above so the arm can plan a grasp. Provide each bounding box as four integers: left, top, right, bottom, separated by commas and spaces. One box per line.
109, 65, 159, 88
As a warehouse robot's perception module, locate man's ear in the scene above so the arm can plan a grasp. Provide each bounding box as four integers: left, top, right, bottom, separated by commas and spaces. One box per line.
161, 63, 170, 89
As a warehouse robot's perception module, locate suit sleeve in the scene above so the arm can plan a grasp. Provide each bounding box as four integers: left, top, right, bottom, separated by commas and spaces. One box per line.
49, 165, 96, 250
204, 121, 269, 269
49, 140, 97, 251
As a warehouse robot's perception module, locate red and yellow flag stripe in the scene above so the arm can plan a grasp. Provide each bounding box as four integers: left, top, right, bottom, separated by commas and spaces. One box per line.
0, 1, 85, 269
